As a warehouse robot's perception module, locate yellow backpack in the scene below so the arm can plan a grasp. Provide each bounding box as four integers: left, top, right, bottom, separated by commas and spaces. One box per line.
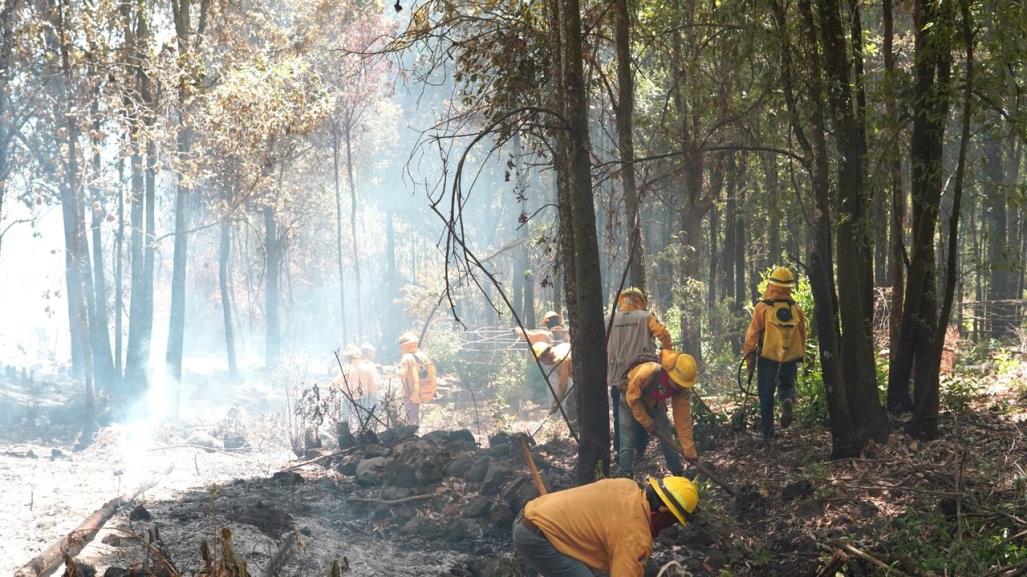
759, 299, 803, 362
411, 353, 437, 403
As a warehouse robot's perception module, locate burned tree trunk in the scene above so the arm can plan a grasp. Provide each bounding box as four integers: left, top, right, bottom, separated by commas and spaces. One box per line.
220, 218, 237, 377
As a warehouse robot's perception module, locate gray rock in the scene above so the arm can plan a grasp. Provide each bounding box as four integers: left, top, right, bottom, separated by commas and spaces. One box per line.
449, 429, 477, 445
464, 495, 492, 518
391, 438, 451, 485
445, 453, 475, 479
384, 461, 418, 488
488, 501, 514, 528
464, 455, 492, 483
489, 431, 512, 448
338, 454, 361, 476
480, 463, 515, 496
363, 444, 390, 458
355, 456, 392, 486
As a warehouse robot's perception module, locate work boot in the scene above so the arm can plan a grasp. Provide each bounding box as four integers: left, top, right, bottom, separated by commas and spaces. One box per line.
780, 398, 794, 429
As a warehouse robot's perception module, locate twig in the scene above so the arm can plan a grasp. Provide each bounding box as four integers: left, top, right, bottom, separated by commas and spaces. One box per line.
837, 543, 913, 577
148, 444, 246, 458
284, 447, 357, 471
348, 493, 437, 506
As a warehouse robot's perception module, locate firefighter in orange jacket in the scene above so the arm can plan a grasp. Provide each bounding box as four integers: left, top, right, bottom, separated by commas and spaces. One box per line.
742, 267, 807, 440
620, 350, 698, 477
398, 332, 436, 428
513, 476, 699, 577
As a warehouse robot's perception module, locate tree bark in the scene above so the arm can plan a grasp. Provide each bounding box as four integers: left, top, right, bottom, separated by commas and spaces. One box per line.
265, 205, 281, 368
883, 0, 911, 413
555, 0, 609, 483
612, 0, 645, 291
219, 218, 237, 376
332, 123, 347, 343
344, 118, 363, 340
89, 102, 114, 389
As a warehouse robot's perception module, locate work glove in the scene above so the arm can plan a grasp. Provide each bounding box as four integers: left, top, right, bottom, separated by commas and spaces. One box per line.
745, 352, 755, 373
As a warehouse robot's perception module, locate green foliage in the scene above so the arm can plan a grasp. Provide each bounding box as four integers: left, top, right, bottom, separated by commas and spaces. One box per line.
890, 508, 1027, 574
939, 371, 985, 414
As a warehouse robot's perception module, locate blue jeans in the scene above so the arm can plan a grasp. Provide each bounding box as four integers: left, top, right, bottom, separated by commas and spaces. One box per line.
757, 357, 797, 439
513, 513, 605, 577
617, 399, 683, 477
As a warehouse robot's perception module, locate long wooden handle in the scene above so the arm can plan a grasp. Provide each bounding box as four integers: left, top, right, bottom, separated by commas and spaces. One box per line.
516, 434, 548, 495
654, 430, 737, 497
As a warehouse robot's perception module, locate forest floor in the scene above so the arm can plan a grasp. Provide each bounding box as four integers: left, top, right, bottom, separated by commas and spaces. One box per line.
1, 352, 1025, 577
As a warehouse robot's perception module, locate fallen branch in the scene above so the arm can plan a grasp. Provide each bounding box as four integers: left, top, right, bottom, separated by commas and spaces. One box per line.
15, 480, 157, 577
284, 446, 358, 471
837, 543, 914, 577
348, 493, 436, 506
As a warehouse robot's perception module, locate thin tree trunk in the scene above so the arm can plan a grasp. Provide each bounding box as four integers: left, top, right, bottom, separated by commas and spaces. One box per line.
264, 204, 280, 368
555, 0, 609, 483
89, 103, 114, 389
612, 0, 644, 290
344, 119, 363, 340
114, 155, 124, 378
219, 218, 237, 376
332, 123, 347, 343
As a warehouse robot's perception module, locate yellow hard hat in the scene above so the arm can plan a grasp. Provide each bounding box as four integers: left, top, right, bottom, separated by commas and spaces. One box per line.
531, 342, 553, 360
648, 475, 699, 526
398, 332, 419, 345
767, 267, 796, 288
543, 310, 562, 323
343, 345, 362, 360
619, 287, 647, 308
660, 350, 697, 388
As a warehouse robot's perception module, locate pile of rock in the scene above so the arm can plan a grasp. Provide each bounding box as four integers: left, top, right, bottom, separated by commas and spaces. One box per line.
338, 428, 575, 545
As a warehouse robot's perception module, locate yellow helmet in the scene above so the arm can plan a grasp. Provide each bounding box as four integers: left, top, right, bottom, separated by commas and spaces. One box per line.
660, 350, 697, 388
648, 476, 699, 525
531, 342, 553, 360
767, 267, 795, 288
618, 286, 647, 308
343, 345, 362, 360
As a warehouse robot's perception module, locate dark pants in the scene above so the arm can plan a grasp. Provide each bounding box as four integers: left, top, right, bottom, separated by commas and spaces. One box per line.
757, 357, 797, 439
617, 399, 683, 477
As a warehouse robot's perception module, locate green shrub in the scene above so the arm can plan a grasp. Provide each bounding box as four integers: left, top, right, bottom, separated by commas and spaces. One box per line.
890, 508, 1027, 574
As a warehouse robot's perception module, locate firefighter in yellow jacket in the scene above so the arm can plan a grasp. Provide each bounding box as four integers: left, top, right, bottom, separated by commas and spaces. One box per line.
620, 350, 698, 477
513, 476, 699, 577
742, 267, 807, 440
398, 332, 436, 428
532, 341, 574, 420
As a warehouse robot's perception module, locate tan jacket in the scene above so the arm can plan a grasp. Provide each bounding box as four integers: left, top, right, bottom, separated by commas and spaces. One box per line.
624, 361, 697, 459
524, 478, 652, 577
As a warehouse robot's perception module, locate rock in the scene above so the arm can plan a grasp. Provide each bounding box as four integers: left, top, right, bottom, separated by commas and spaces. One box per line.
129, 504, 152, 521
338, 454, 361, 476
355, 456, 393, 486
223, 434, 247, 450
103, 569, 130, 577
379, 425, 418, 445
363, 444, 390, 458
480, 463, 515, 496
488, 432, 512, 448
488, 501, 514, 529
74, 564, 97, 577
271, 471, 304, 485
383, 461, 418, 488
392, 438, 452, 485
50, 448, 64, 459
225, 500, 294, 539
449, 429, 477, 446
505, 480, 539, 513
101, 533, 123, 547
485, 443, 512, 459
464, 495, 492, 518
500, 477, 529, 506
464, 455, 492, 483
781, 479, 814, 502
445, 453, 476, 479
421, 430, 451, 444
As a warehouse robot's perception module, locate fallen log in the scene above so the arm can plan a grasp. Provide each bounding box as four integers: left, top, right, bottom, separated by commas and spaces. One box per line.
15, 480, 156, 577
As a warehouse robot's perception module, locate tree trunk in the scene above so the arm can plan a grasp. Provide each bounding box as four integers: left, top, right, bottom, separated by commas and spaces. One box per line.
892, 0, 953, 439
264, 205, 280, 368
984, 137, 1012, 339
332, 123, 347, 343
733, 159, 746, 310
910, 0, 971, 439
816, 0, 890, 444
219, 218, 237, 376
708, 204, 718, 308
344, 119, 363, 340
612, 0, 644, 291
114, 155, 125, 378
0, 0, 18, 262
883, 0, 910, 412
89, 104, 114, 389
555, 0, 608, 483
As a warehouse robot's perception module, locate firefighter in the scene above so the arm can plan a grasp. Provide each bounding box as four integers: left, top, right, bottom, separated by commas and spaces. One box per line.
607, 287, 674, 457
398, 332, 436, 428
619, 350, 698, 477
513, 476, 699, 577
532, 341, 574, 419
741, 267, 807, 440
